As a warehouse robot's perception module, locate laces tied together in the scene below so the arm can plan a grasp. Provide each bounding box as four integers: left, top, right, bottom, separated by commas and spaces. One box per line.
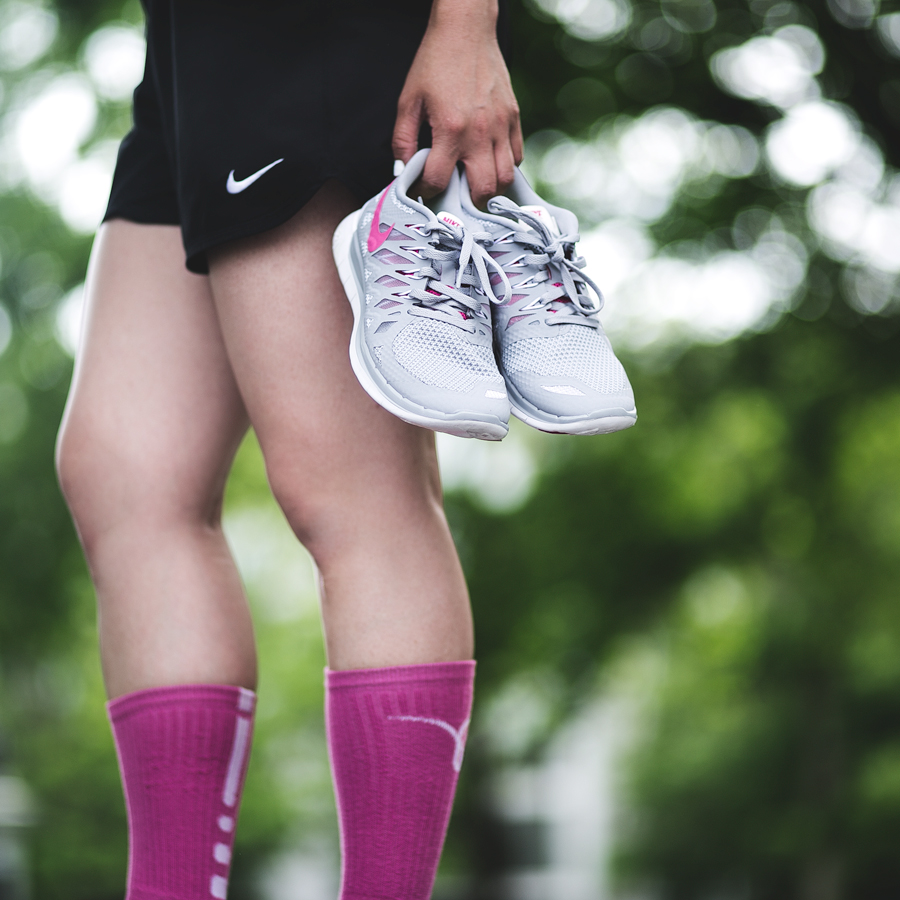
409, 216, 511, 323
486, 196, 605, 320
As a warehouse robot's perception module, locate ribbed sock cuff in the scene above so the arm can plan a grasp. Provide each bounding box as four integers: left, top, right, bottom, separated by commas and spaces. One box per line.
107, 683, 257, 723
325, 659, 475, 690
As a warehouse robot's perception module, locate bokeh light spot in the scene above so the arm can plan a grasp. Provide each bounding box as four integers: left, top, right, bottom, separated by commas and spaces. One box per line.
13, 73, 97, 189
55, 283, 84, 357
0, 304, 10, 358
529, 0, 632, 41
83, 24, 145, 101
0, 2, 57, 72
711, 26, 824, 109
766, 101, 859, 186
877, 12, 900, 56
828, 0, 879, 30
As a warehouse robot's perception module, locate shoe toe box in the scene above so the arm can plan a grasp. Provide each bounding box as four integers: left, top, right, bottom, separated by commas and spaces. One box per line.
501, 326, 635, 419
371, 319, 510, 421
509, 370, 635, 418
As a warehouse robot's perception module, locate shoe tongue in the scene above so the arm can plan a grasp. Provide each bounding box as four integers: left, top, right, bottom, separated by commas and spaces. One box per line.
436, 210, 464, 232
429, 211, 465, 300
519, 204, 560, 237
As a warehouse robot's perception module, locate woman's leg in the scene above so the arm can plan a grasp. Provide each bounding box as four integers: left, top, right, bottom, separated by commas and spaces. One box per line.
56, 222, 258, 900
57, 221, 255, 698
207, 180, 473, 671
209, 180, 475, 900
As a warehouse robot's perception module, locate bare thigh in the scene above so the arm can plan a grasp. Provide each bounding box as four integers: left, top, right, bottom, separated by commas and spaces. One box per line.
57, 222, 255, 697
209, 180, 473, 669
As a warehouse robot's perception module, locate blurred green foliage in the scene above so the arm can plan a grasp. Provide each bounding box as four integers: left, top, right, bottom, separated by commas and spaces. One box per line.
1, 0, 900, 898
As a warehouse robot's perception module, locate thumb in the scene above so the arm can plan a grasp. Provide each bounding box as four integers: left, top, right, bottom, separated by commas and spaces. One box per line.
392, 94, 423, 164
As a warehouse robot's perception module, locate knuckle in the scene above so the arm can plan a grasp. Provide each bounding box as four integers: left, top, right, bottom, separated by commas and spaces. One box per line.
393, 113, 414, 135
422, 167, 450, 194
475, 180, 498, 201
426, 175, 450, 193
472, 111, 491, 132
442, 115, 466, 137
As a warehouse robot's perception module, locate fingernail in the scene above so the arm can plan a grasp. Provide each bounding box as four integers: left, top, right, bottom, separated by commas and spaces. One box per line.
393, 160, 406, 177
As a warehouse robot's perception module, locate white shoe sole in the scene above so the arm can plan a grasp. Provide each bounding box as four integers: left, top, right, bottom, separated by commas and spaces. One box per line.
332, 210, 509, 442
505, 380, 637, 435
510, 405, 637, 435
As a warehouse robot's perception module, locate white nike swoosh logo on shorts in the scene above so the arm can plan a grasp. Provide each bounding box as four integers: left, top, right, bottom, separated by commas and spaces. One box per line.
226, 158, 284, 194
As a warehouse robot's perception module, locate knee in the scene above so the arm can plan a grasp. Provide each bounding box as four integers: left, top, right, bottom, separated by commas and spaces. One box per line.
56, 415, 217, 559
56, 416, 99, 535
266, 452, 443, 564
56, 416, 128, 556
265, 462, 341, 558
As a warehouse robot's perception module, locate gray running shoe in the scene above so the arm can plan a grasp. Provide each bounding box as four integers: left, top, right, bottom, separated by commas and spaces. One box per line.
458, 169, 637, 435
332, 149, 512, 441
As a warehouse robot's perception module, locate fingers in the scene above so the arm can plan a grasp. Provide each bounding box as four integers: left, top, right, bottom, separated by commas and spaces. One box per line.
464, 145, 500, 209
414, 126, 517, 206
392, 94, 423, 165
510, 112, 524, 167
419, 111, 507, 203
419, 142, 460, 198
393, 30, 524, 205
495, 139, 516, 195
463, 124, 520, 208
395, 75, 523, 205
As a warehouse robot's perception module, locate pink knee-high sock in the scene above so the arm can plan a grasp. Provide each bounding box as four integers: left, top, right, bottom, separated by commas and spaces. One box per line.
107, 684, 256, 900
326, 660, 475, 900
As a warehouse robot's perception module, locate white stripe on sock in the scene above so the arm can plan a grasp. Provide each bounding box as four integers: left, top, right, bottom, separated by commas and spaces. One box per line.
237, 688, 255, 712
387, 715, 471, 772
222, 715, 251, 807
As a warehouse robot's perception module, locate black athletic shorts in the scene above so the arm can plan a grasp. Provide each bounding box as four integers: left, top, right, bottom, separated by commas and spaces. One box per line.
104, 0, 433, 273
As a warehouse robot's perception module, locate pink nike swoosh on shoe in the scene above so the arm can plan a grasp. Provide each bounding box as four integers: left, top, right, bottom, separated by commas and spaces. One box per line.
367, 184, 395, 252
331, 148, 511, 440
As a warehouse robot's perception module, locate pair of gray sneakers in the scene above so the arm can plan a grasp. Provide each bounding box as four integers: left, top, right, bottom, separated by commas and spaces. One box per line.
332, 149, 636, 440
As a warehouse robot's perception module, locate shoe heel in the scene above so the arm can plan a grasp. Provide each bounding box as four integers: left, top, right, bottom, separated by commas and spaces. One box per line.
332, 209, 363, 313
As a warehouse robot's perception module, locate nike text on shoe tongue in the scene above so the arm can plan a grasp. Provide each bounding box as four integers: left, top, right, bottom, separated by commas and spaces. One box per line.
436, 211, 465, 231
518, 205, 560, 237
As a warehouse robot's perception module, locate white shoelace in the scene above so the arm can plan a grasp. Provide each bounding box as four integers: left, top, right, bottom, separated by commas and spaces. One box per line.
406, 217, 511, 327
486, 197, 604, 326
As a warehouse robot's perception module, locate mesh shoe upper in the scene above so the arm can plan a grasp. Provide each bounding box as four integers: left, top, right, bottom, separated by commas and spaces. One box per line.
348, 151, 511, 423
457, 170, 636, 423
393, 318, 502, 393
502, 325, 629, 395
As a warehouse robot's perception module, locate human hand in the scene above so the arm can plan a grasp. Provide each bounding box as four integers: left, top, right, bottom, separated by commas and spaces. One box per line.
392, 0, 523, 208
